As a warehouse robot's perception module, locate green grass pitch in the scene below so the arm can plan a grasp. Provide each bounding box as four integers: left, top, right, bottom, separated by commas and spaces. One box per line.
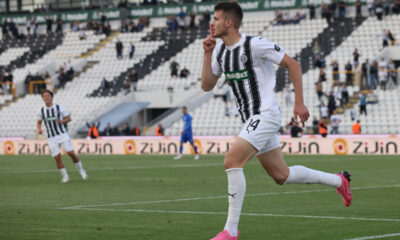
0, 154, 399, 240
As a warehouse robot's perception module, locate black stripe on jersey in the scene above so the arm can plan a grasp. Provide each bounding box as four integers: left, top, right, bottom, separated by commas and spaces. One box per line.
233, 46, 250, 120
46, 109, 55, 137
41, 107, 50, 138
56, 104, 65, 134
51, 108, 60, 136
216, 44, 226, 70
225, 48, 245, 123
245, 36, 261, 115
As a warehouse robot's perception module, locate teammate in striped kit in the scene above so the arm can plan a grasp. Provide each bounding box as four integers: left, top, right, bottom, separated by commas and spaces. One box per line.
37, 90, 88, 183
202, 2, 352, 239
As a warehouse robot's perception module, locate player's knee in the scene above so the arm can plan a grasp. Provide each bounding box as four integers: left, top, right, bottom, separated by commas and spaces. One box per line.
273, 174, 288, 185
223, 153, 239, 169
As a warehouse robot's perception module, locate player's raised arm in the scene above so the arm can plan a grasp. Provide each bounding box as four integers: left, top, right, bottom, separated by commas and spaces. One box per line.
201, 25, 219, 91
279, 54, 310, 127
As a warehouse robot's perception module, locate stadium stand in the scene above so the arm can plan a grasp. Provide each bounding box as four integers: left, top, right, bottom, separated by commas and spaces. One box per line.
0, 7, 399, 138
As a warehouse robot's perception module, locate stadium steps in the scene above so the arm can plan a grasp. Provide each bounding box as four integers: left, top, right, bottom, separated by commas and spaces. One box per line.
71, 61, 99, 79
275, 17, 367, 92
80, 31, 119, 59
89, 27, 210, 97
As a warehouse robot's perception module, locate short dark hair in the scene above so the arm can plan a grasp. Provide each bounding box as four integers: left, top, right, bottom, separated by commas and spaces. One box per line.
214, 1, 243, 29
182, 106, 187, 110
42, 89, 54, 98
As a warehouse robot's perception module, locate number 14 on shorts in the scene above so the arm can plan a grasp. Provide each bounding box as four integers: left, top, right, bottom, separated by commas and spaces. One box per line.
246, 118, 260, 133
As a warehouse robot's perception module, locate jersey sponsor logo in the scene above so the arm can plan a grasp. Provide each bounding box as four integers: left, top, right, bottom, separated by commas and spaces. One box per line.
224, 69, 252, 81
240, 54, 248, 63
274, 44, 281, 52
44, 116, 58, 122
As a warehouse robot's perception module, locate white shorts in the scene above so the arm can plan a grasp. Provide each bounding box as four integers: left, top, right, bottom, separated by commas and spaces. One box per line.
48, 134, 74, 157
238, 109, 281, 156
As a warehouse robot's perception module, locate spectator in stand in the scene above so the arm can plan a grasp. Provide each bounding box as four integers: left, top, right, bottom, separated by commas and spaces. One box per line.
352, 120, 361, 134
129, 20, 138, 32
350, 108, 356, 121
341, 83, 349, 106
330, 110, 342, 134
129, 42, 135, 59
361, 59, 370, 89
130, 69, 138, 91
189, 11, 196, 29
56, 17, 63, 34
156, 123, 164, 136
120, 20, 129, 33
331, 60, 340, 86
320, 102, 328, 119
387, 30, 396, 46
355, 0, 362, 18
102, 122, 113, 136
100, 77, 110, 90
383, 0, 391, 15
345, 60, 353, 85
312, 116, 319, 134
122, 123, 130, 136
375, 0, 384, 20
46, 16, 53, 33
378, 61, 388, 90
369, 61, 378, 89
315, 81, 325, 103
166, 16, 177, 31
79, 27, 86, 40
319, 68, 327, 82
359, 92, 367, 116
17, 24, 25, 39
178, 7, 186, 22
367, 0, 375, 16
338, 0, 346, 19
326, 0, 337, 23
201, 10, 211, 28
290, 121, 303, 138
387, 59, 397, 87
284, 83, 292, 106
32, 18, 38, 38
116, 39, 123, 59
3, 70, 13, 94
170, 59, 179, 78
327, 91, 336, 117
104, 22, 112, 36
308, 3, 316, 19
393, 0, 400, 14
180, 67, 190, 78
1, 20, 8, 39
319, 117, 328, 138
312, 41, 321, 57
382, 29, 390, 48
25, 17, 31, 35
86, 121, 100, 139
131, 125, 140, 136
315, 55, 326, 68
101, 12, 107, 27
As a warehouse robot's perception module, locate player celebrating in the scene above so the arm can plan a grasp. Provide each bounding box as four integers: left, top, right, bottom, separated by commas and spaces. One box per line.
37, 90, 88, 183
174, 106, 199, 160
201, 2, 352, 239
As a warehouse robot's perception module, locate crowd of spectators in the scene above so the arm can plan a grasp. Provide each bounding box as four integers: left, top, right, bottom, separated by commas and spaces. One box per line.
166, 8, 210, 31
273, 7, 306, 25
24, 71, 50, 94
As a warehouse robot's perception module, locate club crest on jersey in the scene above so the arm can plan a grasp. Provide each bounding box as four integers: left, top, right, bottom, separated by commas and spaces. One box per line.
240, 54, 248, 63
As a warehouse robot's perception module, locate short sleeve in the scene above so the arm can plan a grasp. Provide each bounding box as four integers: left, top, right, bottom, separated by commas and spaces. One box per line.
211, 43, 223, 77
59, 105, 70, 117
254, 37, 285, 65
38, 109, 43, 121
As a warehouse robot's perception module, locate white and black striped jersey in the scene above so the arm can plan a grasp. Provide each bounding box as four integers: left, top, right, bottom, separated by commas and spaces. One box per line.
212, 33, 285, 123
38, 104, 69, 138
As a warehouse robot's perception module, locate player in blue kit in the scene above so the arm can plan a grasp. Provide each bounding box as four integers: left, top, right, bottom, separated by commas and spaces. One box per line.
174, 106, 200, 160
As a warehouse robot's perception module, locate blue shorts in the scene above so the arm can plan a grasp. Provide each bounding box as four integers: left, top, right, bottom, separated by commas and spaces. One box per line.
180, 132, 194, 144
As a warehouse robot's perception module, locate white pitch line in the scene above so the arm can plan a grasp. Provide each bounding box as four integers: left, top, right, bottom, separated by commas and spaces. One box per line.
59, 184, 400, 210
64, 208, 400, 223
0, 162, 225, 174
345, 233, 400, 240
